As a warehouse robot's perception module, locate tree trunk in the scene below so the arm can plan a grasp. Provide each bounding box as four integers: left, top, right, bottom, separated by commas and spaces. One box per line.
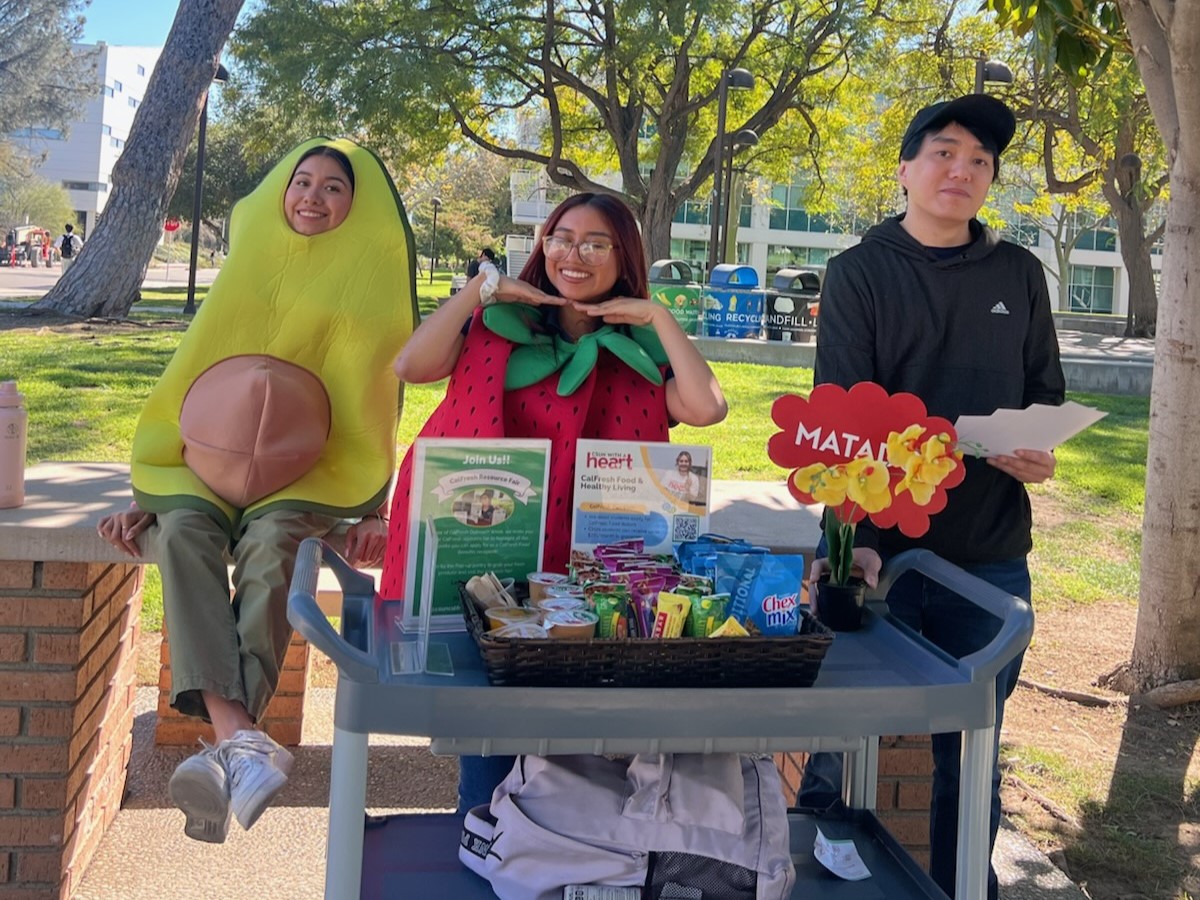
1130, 173, 1200, 688
1116, 0, 1200, 692
31, 0, 245, 318
640, 185, 676, 274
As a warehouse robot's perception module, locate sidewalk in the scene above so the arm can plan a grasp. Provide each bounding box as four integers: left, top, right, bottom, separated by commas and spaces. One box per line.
0, 264, 218, 300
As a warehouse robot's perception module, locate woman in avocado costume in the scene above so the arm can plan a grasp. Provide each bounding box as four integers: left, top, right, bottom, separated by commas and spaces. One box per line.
382, 193, 727, 811
97, 139, 419, 843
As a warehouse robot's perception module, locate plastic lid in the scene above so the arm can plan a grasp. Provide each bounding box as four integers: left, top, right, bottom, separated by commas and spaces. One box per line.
0, 381, 23, 407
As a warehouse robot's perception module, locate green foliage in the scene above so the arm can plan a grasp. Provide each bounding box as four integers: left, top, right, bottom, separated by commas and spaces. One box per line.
983, 0, 1129, 80
0, 167, 74, 230
230, 0, 880, 257
0, 0, 95, 136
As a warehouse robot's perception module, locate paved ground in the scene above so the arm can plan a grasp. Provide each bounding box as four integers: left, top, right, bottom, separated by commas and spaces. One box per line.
0, 263, 218, 299
70, 687, 1088, 900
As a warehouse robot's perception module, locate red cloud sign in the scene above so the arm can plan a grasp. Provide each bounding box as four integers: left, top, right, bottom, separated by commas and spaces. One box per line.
767, 382, 965, 537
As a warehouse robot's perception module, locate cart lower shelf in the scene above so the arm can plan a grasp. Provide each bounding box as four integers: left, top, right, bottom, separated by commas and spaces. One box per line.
359, 808, 947, 899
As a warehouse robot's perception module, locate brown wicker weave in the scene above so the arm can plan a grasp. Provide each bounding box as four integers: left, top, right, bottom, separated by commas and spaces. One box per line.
460, 585, 833, 688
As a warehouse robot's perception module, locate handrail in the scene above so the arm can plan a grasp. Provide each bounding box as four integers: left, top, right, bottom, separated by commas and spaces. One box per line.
286, 537, 379, 683
871, 549, 1034, 684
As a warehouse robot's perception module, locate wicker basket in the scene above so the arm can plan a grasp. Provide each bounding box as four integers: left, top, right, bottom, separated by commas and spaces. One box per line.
460, 585, 834, 688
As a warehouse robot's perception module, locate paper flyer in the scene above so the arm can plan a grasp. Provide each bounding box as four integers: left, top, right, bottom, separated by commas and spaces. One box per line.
570, 440, 712, 555
954, 400, 1107, 457
401, 438, 551, 632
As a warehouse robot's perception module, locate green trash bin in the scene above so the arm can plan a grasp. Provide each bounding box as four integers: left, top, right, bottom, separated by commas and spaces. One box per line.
648, 259, 701, 336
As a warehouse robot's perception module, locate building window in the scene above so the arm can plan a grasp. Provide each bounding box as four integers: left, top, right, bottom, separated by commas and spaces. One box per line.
62, 181, 107, 192
101, 85, 114, 97
668, 238, 711, 277
113, 80, 122, 92
765, 245, 833, 281
998, 213, 1040, 248
110, 137, 125, 149
767, 185, 840, 233
1070, 212, 1117, 252
137, 64, 146, 76
10, 127, 63, 140
101, 124, 112, 135
128, 97, 139, 108
672, 196, 713, 226
1068, 265, 1115, 313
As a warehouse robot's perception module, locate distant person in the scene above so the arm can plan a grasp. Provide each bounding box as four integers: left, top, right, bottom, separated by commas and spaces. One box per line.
58, 225, 82, 273
466, 247, 497, 279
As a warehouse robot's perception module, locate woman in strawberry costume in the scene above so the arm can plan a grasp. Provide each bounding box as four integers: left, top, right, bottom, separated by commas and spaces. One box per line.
383, 193, 727, 810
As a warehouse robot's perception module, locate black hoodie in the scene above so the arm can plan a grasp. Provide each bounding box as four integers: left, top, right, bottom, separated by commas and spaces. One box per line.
814, 215, 1065, 564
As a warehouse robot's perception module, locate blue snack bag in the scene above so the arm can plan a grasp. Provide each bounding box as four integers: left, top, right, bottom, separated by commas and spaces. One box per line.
715, 552, 807, 635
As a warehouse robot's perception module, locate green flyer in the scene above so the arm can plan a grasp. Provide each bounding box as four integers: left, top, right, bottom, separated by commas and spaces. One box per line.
401, 438, 551, 632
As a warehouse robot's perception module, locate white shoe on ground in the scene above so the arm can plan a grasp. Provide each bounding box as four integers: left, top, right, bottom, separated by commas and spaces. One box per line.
168, 743, 232, 843
220, 728, 295, 831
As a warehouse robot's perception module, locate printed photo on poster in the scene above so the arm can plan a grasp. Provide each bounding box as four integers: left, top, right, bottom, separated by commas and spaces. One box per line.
571, 439, 712, 555
402, 438, 551, 632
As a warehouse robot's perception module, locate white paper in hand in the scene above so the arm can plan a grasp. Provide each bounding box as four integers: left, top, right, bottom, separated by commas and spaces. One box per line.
814, 826, 872, 881
954, 401, 1107, 458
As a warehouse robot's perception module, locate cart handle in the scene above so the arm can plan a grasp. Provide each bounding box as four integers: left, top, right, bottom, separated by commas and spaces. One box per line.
872, 549, 1034, 683
286, 537, 379, 683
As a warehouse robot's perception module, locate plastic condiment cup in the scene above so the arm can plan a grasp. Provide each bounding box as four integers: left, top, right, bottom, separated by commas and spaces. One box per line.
527, 571, 569, 602
544, 609, 599, 640
485, 606, 544, 631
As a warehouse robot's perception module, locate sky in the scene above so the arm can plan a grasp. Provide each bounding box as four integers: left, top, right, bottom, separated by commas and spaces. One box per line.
79, 0, 179, 47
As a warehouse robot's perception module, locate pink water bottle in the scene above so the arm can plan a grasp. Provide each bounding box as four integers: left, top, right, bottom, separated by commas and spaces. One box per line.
0, 381, 28, 508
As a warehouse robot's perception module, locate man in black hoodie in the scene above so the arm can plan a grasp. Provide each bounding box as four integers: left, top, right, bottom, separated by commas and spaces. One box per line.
800, 95, 1065, 900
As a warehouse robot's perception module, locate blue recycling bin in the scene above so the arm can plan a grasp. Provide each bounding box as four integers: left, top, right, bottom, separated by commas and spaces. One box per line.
702, 264, 764, 339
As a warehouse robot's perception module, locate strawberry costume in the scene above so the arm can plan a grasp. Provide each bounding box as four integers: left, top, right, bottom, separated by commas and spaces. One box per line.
381, 303, 671, 599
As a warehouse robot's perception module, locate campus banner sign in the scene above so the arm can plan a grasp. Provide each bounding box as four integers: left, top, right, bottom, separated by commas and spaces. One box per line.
402, 438, 551, 632
570, 439, 712, 555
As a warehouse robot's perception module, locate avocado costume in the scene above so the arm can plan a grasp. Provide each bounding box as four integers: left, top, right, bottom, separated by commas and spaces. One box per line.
131, 138, 418, 534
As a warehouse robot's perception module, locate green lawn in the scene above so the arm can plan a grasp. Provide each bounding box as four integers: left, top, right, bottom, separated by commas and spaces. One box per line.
1, 319, 1147, 629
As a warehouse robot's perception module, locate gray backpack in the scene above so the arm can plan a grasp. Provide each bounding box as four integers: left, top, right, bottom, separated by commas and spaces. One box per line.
459, 753, 796, 900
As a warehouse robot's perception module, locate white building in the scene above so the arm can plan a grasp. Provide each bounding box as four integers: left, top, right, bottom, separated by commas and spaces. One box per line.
12, 42, 162, 238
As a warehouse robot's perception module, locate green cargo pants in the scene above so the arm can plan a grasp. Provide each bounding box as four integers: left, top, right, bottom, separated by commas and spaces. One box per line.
151, 507, 341, 722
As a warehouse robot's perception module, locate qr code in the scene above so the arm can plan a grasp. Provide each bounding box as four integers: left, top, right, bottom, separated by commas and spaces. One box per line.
672, 514, 700, 543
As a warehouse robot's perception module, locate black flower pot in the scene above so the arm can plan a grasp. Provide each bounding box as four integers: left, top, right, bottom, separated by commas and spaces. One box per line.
811, 576, 867, 632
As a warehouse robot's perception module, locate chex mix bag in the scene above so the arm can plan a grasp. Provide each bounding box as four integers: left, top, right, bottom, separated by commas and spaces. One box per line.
459, 753, 796, 900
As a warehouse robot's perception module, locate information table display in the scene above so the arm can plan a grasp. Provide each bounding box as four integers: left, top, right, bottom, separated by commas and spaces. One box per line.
287, 540, 1033, 900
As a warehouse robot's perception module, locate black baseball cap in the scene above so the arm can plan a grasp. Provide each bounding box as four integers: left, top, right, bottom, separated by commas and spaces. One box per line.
899, 94, 1016, 163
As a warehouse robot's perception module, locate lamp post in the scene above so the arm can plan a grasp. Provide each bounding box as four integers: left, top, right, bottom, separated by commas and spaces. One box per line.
719, 128, 758, 265
185, 63, 229, 316
973, 55, 1013, 93
429, 197, 442, 284
705, 67, 755, 278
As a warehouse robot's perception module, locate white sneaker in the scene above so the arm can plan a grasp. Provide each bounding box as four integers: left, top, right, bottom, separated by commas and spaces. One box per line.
168, 743, 232, 843
219, 729, 295, 830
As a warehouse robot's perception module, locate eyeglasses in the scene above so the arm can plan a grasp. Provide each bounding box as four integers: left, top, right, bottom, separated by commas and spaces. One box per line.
541, 235, 615, 265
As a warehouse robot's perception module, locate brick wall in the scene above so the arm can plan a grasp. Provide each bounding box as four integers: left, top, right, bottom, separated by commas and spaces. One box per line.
0, 560, 144, 900
154, 629, 310, 748
776, 734, 934, 870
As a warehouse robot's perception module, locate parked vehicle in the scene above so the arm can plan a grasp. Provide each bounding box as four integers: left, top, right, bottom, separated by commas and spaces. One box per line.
2, 226, 54, 267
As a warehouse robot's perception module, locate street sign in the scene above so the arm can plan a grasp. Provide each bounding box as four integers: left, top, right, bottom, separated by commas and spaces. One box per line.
164, 218, 181, 232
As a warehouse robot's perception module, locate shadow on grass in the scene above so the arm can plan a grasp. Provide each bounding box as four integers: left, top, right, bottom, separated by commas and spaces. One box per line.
1065, 705, 1200, 899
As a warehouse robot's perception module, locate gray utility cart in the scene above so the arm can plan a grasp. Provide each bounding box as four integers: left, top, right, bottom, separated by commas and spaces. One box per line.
287, 541, 1033, 900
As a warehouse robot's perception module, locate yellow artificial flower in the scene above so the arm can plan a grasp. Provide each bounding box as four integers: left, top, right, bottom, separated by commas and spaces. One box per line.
886, 425, 925, 470
845, 458, 892, 513
896, 434, 959, 505
794, 462, 849, 506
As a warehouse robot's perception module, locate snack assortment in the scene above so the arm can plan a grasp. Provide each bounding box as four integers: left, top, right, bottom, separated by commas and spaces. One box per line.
465, 539, 763, 641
